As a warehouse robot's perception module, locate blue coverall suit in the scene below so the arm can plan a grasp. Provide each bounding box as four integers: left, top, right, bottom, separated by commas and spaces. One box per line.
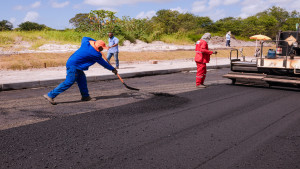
47, 37, 114, 99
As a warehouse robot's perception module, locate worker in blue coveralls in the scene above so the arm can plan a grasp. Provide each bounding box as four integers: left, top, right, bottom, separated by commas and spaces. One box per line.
107, 32, 120, 69
43, 37, 118, 105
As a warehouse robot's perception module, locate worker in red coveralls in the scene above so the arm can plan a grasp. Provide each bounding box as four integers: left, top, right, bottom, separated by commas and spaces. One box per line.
195, 33, 217, 88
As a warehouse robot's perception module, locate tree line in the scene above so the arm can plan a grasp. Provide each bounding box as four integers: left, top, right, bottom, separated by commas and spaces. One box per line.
69, 6, 300, 42
1, 6, 299, 42
0, 21, 52, 31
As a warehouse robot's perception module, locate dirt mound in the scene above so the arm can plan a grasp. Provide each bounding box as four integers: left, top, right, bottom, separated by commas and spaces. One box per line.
209, 36, 273, 48
210, 36, 256, 47
0, 36, 273, 55
119, 40, 194, 52
38, 44, 79, 52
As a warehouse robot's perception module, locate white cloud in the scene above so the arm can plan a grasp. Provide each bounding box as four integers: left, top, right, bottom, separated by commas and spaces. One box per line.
51, 1, 70, 8
14, 2, 41, 10
268, 0, 291, 3
191, 0, 298, 22
209, 9, 226, 20
192, 1, 208, 13
73, 4, 81, 9
208, 0, 222, 8
239, 0, 268, 18
241, 0, 264, 6
171, 7, 188, 13
9, 17, 16, 24
14, 5, 24, 10
192, 0, 237, 14
24, 11, 39, 22
136, 11, 156, 19
97, 7, 118, 12
239, 0, 300, 18
266, 0, 299, 11
290, 0, 300, 8
31, 1, 41, 8
223, 0, 239, 5
84, 0, 172, 6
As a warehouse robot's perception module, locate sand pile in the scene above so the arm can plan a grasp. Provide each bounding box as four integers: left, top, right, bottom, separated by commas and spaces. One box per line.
0, 36, 272, 55
119, 40, 194, 52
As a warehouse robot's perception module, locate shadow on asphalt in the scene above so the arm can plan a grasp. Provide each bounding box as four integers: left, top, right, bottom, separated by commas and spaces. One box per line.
55, 92, 178, 105
0, 91, 191, 168
229, 83, 300, 92
55, 93, 137, 105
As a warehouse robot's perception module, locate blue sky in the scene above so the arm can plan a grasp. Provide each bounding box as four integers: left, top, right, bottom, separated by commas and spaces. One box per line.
1, 0, 299, 29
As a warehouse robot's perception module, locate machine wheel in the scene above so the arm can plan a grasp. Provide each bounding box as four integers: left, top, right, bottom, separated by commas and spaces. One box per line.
231, 79, 236, 85
267, 82, 272, 88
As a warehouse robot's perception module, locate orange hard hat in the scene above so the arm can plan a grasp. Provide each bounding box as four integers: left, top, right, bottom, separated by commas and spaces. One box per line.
95, 40, 108, 50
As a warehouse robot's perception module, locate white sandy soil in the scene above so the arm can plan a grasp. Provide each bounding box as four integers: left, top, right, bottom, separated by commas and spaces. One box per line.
0, 36, 271, 55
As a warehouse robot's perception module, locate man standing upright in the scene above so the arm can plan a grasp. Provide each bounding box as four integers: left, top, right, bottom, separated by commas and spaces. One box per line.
107, 32, 120, 69
226, 31, 231, 47
195, 33, 217, 88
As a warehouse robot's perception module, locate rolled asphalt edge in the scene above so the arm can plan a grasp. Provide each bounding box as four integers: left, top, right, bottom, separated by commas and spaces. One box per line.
0, 64, 230, 91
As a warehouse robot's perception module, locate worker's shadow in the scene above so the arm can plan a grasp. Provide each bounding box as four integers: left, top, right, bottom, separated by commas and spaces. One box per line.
56, 92, 143, 105
94, 92, 142, 100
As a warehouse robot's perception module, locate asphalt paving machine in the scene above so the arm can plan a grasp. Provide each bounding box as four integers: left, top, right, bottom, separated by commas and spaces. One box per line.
223, 24, 300, 88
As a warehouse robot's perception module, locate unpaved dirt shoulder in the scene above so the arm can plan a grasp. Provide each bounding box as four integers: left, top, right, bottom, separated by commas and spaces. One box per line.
0, 36, 270, 55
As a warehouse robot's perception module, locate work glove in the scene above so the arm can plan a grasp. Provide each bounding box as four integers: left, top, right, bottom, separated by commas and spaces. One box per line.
213, 51, 218, 54
112, 68, 118, 75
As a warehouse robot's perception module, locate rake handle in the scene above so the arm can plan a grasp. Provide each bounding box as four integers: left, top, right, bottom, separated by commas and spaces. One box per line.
102, 54, 125, 84
116, 73, 124, 83
102, 52, 140, 91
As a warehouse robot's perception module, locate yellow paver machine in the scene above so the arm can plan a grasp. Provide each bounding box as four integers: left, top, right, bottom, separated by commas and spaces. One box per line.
224, 25, 300, 88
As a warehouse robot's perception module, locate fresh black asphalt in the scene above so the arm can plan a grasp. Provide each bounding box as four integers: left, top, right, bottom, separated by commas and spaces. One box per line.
1, 69, 300, 169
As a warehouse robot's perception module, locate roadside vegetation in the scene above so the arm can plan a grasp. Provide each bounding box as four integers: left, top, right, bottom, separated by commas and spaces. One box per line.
0, 46, 273, 70
0, 6, 298, 70
0, 6, 299, 48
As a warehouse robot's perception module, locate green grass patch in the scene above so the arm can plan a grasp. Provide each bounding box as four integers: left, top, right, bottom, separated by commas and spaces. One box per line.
0, 30, 108, 49
160, 34, 194, 45
234, 35, 253, 41
0, 30, 256, 49
0, 34, 15, 46
0, 46, 276, 70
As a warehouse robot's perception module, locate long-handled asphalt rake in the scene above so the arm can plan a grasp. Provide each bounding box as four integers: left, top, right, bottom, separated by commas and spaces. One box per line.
102, 54, 175, 97
103, 57, 140, 91
116, 73, 140, 91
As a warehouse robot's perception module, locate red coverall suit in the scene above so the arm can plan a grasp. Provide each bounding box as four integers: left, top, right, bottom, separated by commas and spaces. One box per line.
195, 39, 213, 86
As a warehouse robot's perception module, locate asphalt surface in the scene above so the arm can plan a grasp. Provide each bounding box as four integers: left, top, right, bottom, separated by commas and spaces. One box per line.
1, 68, 300, 169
